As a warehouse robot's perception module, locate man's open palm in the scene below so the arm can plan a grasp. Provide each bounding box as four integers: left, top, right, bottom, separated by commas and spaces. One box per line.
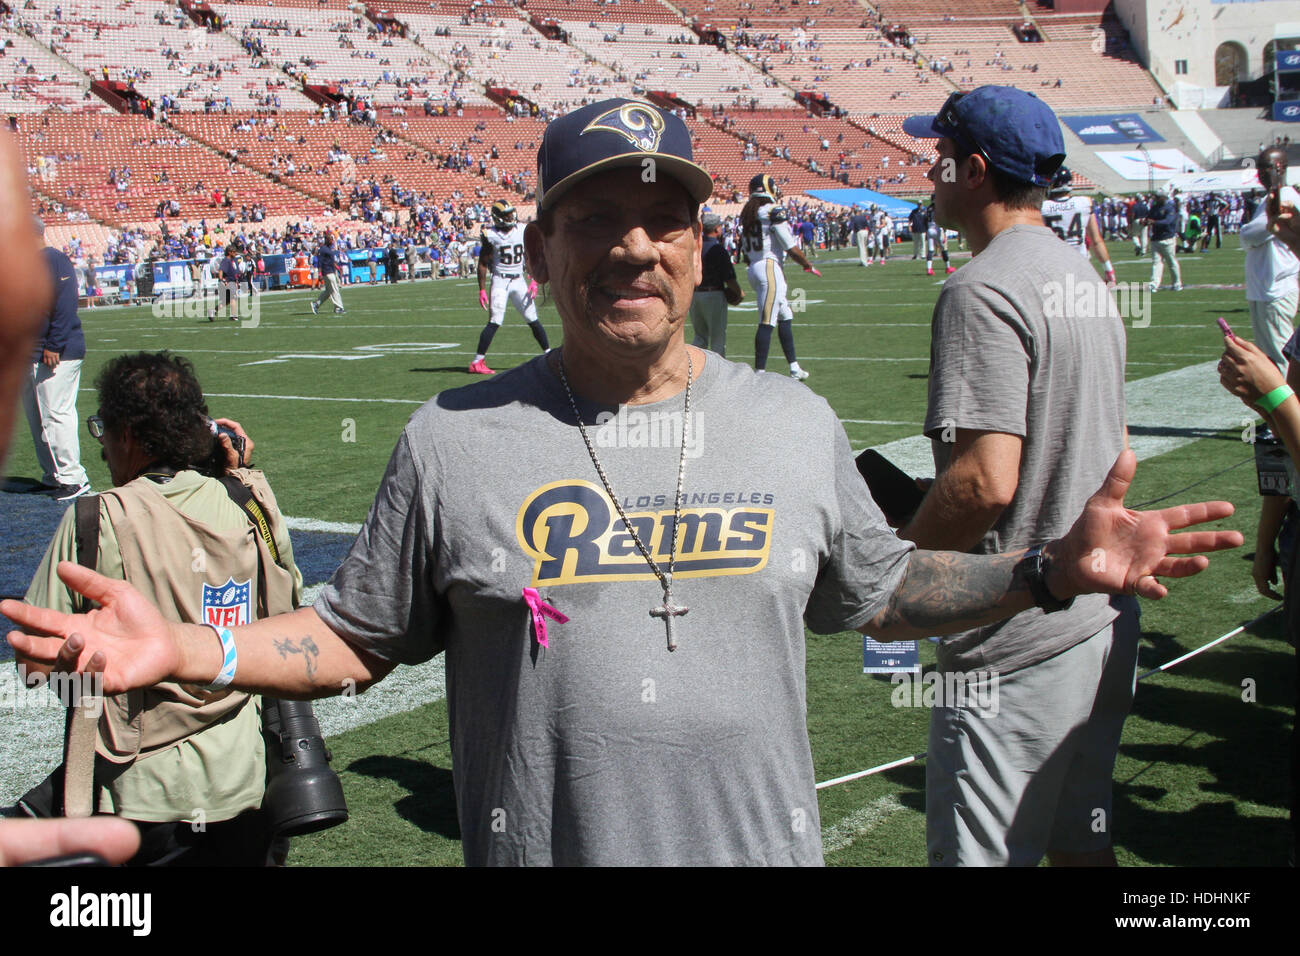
4, 563, 180, 694
1054, 450, 1242, 600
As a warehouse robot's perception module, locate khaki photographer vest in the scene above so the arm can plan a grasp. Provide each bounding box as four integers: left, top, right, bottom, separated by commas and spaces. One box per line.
91, 470, 298, 764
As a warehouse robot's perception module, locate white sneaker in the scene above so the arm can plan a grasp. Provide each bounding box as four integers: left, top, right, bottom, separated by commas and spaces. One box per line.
790, 367, 810, 381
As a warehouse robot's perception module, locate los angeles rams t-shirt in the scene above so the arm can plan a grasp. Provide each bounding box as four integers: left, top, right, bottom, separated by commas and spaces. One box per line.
315, 353, 913, 865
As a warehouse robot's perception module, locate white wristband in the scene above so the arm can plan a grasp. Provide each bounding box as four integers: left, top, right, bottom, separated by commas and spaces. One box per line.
203, 624, 238, 690
1103, 259, 1114, 273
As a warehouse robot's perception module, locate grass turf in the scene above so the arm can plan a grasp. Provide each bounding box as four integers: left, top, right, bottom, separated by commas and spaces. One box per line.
1, 238, 1291, 866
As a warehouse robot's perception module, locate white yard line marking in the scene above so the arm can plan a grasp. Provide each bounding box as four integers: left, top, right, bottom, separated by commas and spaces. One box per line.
285, 517, 363, 535
821, 794, 907, 853
867, 361, 1245, 477
204, 392, 424, 405
840, 419, 923, 426
311, 658, 448, 738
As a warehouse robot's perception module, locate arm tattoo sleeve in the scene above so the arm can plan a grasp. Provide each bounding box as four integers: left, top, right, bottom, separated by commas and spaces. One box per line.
867, 550, 1031, 637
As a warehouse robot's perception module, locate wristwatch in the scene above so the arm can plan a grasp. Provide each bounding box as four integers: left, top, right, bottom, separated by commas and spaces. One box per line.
1017, 545, 1074, 613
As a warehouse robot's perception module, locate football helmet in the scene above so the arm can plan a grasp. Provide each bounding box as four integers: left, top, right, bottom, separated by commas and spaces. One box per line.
490, 200, 516, 228
749, 173, 779, 200
1048, 166, 1073, 198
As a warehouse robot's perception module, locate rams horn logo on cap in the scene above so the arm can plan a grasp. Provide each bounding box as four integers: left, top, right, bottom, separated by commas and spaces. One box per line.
581, 102, 666, 152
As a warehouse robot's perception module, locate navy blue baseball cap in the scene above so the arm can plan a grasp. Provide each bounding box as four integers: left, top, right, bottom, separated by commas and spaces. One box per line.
902, 86, 1065, 187
537, 99, 714, 211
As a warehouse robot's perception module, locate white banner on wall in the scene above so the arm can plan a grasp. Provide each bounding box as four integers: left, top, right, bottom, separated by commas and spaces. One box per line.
1096, 149, 1203, 181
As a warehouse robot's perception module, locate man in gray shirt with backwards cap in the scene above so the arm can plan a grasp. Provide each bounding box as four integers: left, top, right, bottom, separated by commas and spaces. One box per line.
903, 86, 1139, 867
7, 98, 1241, 867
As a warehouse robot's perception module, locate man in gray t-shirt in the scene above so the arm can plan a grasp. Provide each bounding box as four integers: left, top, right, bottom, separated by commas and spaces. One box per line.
903, 86, 1139, 866
5, 98, 1243, 868
315, 355, 912, 864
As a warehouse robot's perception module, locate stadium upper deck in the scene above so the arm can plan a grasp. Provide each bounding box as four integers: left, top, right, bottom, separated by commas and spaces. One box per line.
3, 0, 1163, 235
33, 0, 317, 111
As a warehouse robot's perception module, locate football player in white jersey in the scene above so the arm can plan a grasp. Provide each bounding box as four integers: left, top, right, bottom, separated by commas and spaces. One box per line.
470, 200, 551, 374
1040, 167, 1116, 285
874, 210, 893, 264
740, 174, 820, 380
923, 201, 956, 276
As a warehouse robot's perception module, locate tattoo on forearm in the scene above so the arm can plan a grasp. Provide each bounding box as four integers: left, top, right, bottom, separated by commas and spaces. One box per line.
272, 635, 321, 682
871, 551, 1029, 634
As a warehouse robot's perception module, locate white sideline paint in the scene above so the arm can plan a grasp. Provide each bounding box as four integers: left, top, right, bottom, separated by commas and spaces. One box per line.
312, 658, 448, 738
841, 419, 923, 427
821, 794, 906, 853
864, 361, 1247, 475
204, 392, 423, 405
285, 516, 364, 535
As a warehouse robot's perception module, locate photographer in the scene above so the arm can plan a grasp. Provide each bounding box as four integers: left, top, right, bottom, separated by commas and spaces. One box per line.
14, 352, 303, 865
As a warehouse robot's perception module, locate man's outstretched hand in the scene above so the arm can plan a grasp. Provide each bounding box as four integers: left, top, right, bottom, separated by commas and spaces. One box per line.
3, 563, 183, 695
1046, 449, 1243, 600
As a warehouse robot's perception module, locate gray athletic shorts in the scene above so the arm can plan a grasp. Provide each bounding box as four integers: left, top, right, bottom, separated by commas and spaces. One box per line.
925, 600, 1140, 866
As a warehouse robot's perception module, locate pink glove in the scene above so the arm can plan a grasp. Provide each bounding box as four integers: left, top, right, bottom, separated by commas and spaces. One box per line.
804, 266, 821, 277
1105, 269, 1116, 286
528, 278, 539, 299
479, 288, 489, 309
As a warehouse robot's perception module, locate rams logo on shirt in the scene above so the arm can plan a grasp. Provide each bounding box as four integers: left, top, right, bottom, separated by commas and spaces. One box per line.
516, 481, 773, 587
581, 102, 665, 152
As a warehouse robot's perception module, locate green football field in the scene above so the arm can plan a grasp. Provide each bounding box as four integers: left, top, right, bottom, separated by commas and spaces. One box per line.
3, 238, 1292, 866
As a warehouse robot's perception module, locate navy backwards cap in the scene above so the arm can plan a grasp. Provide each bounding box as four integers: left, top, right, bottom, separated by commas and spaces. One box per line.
537, 99, 714, 211
902, 86, 1066, 187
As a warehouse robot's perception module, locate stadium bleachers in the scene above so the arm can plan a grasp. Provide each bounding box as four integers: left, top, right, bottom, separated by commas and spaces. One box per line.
15, 111, 327, 228
674, 0, 872, 31
36, 0, 316, 112
402, 13, 638, 111
561, 20, 790, 109
745, 28, 953, 115
516, 0, 681, 25
394, 108, 547, 181
5, 0, 1167, 245
0, 26, 100, 114
170, 108, 528, 209
873, 0, 1024, 26
710, 107, 932, 194
210, 1, 450, 106
916, 32, 1161, 112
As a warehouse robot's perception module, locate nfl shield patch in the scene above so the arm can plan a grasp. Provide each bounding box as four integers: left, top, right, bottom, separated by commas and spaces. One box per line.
202, 577, 253, 628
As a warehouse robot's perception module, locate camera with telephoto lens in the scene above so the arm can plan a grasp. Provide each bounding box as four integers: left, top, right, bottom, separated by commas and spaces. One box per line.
260, 698, 348, 837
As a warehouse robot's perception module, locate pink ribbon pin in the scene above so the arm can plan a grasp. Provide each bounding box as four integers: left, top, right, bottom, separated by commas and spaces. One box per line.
523, 588, 569, 648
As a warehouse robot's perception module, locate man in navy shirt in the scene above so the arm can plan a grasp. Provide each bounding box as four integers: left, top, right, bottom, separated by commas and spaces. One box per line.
850, 207, 871, 266
23, 218, 90, 500
909, 204, 928, 259
689, 212, 744, 356
310, 234, 346, 314
798, 218, 816, 259
209, 247, 241, 321
1147, 193, 1182, 292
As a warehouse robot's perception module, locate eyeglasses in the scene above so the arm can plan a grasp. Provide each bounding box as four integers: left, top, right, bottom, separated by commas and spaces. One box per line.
87, 415, 105, 440
937, 92, 994, 169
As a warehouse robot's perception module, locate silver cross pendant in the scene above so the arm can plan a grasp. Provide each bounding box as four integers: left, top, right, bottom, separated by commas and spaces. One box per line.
650, 589, 688, 652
